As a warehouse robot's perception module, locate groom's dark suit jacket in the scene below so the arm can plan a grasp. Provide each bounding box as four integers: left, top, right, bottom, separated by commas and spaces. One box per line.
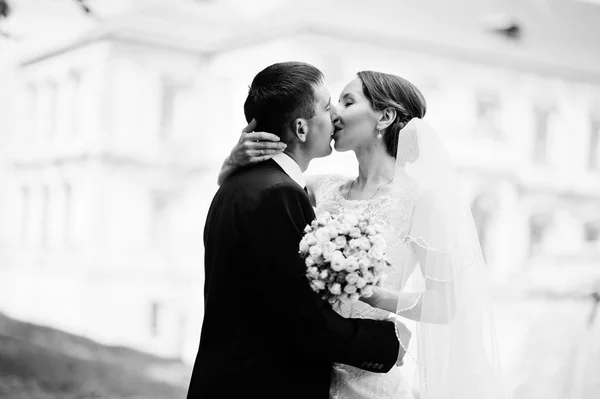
186, 160, 400, 399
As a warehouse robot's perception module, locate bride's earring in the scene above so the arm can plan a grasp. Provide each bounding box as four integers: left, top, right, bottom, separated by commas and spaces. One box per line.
376, 129, 382, 139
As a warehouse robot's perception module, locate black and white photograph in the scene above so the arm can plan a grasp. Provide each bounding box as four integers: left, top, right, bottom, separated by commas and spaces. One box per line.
0, 1, 599, 398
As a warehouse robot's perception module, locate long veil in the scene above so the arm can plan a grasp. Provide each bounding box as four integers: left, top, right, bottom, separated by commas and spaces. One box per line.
389, 118, 506, 399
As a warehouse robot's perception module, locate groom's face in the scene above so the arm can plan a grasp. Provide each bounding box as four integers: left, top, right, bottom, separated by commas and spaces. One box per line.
304, 82, 335, 159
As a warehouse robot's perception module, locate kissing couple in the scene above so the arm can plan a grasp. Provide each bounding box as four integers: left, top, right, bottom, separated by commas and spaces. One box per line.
186, 61, 505, 399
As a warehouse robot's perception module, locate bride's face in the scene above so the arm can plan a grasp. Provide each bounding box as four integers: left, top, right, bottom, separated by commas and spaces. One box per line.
332, 78, 381, 152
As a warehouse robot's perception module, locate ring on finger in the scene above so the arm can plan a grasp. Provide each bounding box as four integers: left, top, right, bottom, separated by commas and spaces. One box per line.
260, 150, 264, 156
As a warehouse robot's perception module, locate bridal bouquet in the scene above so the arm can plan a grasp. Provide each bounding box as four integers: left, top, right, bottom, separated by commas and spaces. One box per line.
300, 211, 391, 304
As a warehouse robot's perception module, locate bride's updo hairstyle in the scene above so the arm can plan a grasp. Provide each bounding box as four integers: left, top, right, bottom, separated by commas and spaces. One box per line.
357, 71, 426, 159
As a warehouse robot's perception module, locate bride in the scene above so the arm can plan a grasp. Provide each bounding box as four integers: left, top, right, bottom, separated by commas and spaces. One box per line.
217, 71, 504, 399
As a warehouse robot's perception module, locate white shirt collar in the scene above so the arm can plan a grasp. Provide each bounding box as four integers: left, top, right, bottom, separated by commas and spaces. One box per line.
272, 153, 306, 189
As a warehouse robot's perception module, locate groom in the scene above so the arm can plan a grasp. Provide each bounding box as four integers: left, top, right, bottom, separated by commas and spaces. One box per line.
186, 62, 409, 399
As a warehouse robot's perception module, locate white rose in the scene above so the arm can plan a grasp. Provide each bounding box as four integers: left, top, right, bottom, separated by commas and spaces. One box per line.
344, 284, 357, 294
358, 221, 368, 232
345, 272, 359, 285
349, 293, 360, 302
322, 241, 337, 253
349, 239, 360, 249
330, 251, 346, 271
363, 271, 374, 283
359, 237, 372, 251
364, 226, 376, 236
334, 235, 347, 249
309, 245, 323, 258
358, 258, 371, 270
315, 228, 330, 242
369, 248, 384, 260
312, 280, 326, 290
338, 222, 352, 235
299, 239, 309, 253
304, 224, 313, 233
373, 234, 387, 247
357, 250, 368, 259
371, 243, 385, 254
329, 283, 342, 295
305, 233, 317, 246
343, 246, 358, 257
316, 211, 331, 226
361, 285, 374, 298
328, 219, 341, 231
358, 214, 366, 222
345, 256, 359, 272
331, 258, 345, 272
343, 213, 359, 227
305, 256, 316, 267
327, 226, 339, 239
319, 270, 329, 279
349, 227, 362, 239
355, 277, 367, 288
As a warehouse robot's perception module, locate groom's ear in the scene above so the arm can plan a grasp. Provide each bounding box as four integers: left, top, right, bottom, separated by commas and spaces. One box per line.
377, 107, 397, 131
293, 118, 309, 143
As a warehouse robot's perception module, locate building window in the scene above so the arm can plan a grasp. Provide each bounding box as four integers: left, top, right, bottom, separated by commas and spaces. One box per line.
584, 222, 600, 243
47, 80, 59, 139
41, 185, 50, 249
475, 91, 501, 138
21, 186, 30, 245
529, 213, 550, 258
150, 301, 161, 337
63, 183, 72, 247
150, 190, 168, 246
589, 119, 600, 171
533, 108, 551, 164
159, 77, 182, 140
26, 84, 39, 136
68, 70, 82, 137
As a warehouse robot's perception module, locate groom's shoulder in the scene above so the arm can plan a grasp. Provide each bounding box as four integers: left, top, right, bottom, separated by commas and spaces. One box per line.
223, 161, 301, 197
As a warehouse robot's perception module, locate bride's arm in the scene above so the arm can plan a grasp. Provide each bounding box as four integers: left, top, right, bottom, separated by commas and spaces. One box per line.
217, 119, 287, 186
361, 192, 458, 325
361, 258, 456, 325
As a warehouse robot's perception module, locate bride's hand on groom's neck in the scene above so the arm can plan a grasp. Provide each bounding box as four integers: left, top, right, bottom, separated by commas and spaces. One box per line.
217, 119, 287, 186
230, 119, 287, 167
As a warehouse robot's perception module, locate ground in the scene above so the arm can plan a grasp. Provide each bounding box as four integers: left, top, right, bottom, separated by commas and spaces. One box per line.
0, 312, 192, 399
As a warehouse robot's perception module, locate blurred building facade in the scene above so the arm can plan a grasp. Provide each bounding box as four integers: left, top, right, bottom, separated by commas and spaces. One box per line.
0, 0, 599, 369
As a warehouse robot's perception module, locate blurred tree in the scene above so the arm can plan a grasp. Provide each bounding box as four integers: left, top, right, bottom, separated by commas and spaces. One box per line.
0, 0, 10, 39
0, 0, 10, 19
0, 0, 92, 39
0, 0, 92, 20
75, 0, 92, 14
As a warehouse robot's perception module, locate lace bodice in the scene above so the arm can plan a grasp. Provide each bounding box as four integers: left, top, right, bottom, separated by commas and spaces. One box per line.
315, 174, 420, 293
314, 174, 420, 399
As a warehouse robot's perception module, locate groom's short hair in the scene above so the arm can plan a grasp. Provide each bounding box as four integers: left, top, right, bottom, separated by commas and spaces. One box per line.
244, 61, 324, 138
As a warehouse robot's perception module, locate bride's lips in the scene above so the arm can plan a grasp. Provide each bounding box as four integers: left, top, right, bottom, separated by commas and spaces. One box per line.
332, 125, 342, 139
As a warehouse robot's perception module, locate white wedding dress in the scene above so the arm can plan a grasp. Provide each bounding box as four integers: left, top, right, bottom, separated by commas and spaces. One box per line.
314, 174, 421, 399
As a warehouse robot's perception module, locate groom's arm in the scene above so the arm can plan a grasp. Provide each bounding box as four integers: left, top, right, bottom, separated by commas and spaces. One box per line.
248, 183, 406, 373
